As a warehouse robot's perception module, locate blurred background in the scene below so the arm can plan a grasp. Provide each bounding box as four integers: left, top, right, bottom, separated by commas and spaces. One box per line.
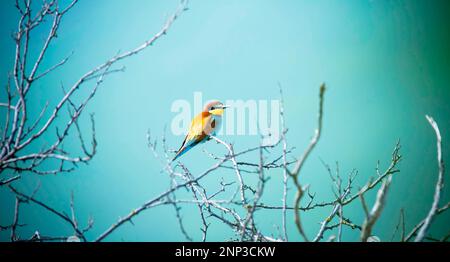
0, 0, 449, 241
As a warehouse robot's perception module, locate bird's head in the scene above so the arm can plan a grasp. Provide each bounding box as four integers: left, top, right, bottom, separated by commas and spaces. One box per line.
204, 100, 228, 116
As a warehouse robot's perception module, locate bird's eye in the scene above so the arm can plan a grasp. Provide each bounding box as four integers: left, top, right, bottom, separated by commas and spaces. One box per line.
211, 106, 215, 110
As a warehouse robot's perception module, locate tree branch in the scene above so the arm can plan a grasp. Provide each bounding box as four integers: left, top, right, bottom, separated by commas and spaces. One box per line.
288, 83, 326, 242
414, 115, 445, 242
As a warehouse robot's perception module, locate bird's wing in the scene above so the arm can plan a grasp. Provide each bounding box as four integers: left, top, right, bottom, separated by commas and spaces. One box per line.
185, 112, 213, 144
173, 112, 213, 161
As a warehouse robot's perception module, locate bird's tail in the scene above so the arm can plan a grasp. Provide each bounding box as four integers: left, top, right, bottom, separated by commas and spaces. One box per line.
172, 145, 188, 162
171, 139, 202, 162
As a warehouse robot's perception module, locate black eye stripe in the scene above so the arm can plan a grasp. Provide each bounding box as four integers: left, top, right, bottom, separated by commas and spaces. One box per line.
211, 105, 223, 110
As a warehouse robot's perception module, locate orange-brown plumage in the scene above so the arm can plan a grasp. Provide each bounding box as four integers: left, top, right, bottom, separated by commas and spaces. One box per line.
172, 101, 227, 161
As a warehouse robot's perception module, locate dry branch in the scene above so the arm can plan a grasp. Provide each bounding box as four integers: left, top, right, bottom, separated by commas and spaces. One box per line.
414, 115, 445, 242
288, 83, 326, 242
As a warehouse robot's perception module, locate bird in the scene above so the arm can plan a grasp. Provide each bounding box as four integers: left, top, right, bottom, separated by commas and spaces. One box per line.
172, 100, 228, 161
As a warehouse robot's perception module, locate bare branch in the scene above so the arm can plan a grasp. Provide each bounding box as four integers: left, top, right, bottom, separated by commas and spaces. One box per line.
405, 201, 450, 241
288, 83, 326, 242
9, 186, 87, 242
210, 135, 246, 206
95, 156, 229, 242
391, 208, 405, 242
32, 51, 73, 82
10, 197, 21, 242
360, 176, 392, 241
342, 141, 401, 206
279, 82, 289, 241
0, 175, 21, 186
415, 115, 445, 242
0, 0, 189, 179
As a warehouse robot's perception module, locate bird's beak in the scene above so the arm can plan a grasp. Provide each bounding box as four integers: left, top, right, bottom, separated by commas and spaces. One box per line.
222, 105, 229, 109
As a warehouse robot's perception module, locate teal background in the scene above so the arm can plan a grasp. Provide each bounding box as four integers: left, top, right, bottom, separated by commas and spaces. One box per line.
1, 0, 449, 241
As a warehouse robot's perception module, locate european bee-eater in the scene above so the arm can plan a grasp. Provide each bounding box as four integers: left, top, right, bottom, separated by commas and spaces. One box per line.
172, 100, 228, 161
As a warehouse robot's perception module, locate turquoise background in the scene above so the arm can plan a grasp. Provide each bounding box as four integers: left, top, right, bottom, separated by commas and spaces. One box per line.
1, 0, 449, 241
